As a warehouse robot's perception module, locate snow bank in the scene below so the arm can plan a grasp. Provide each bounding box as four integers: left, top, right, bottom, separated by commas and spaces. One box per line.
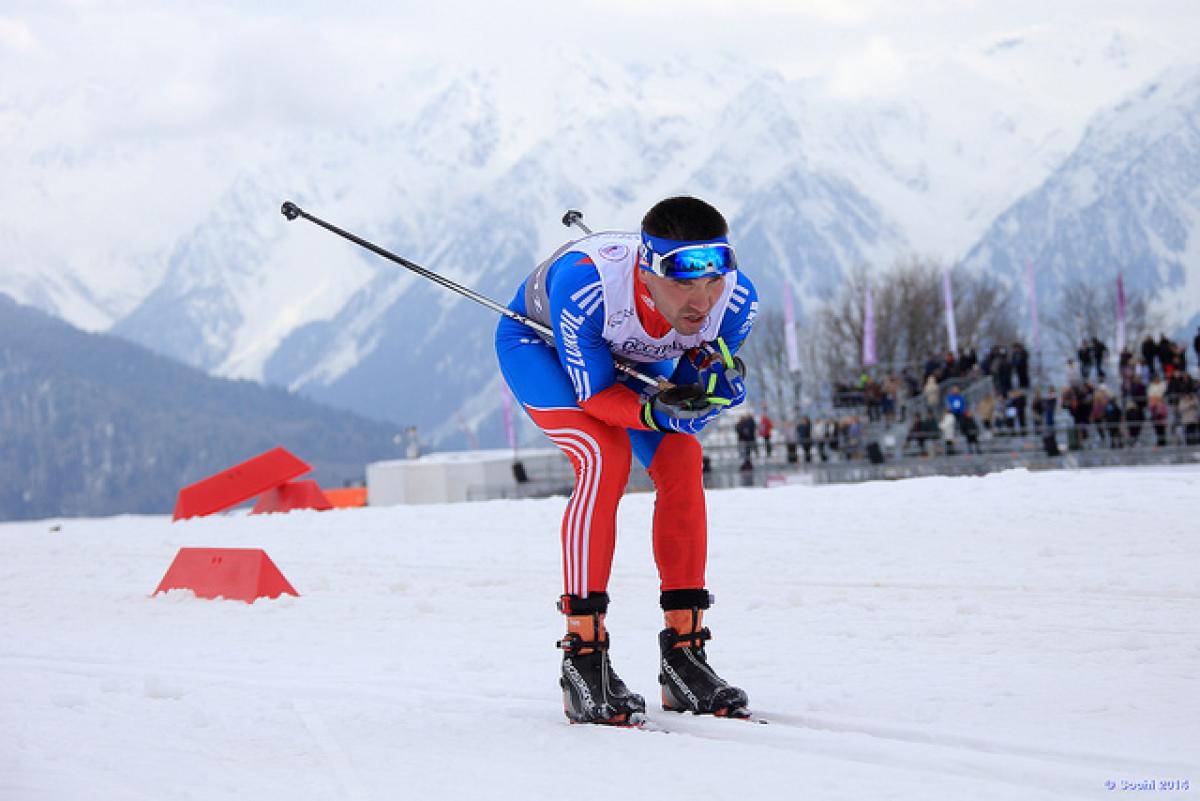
2, 467, 1197, 800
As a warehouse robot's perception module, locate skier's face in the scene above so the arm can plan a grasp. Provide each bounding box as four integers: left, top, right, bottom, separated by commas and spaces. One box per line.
642, 272, 726, 336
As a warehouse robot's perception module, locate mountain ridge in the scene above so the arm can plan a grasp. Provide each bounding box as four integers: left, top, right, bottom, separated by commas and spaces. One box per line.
962, 63, 1200, 331
5, 44, 1199, 449
0, 293, 404, 521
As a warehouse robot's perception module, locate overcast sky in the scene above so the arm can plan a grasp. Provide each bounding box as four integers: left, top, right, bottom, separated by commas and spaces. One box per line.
2, 0, 1198, 253
4, 0, 1198, 146
2, 0, 1199, 330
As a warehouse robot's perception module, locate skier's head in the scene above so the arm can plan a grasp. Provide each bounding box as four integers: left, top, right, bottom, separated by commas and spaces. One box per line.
638, 197, 737, 281
637, 196, 737, 336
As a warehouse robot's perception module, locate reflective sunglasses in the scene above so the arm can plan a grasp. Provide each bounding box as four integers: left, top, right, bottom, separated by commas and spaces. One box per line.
638, 239, 738, 279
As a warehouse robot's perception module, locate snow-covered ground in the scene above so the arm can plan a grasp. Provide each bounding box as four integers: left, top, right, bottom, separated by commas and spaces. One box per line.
2, 466, 1197, 801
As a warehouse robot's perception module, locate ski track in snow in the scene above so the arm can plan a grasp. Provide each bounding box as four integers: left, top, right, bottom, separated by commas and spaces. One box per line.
2, 466, 1198, 800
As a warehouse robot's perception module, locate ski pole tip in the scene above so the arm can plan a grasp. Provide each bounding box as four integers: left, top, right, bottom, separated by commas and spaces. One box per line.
281, 201, 301, 221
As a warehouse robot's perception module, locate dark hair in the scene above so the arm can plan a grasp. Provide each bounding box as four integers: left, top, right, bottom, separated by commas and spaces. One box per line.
641, 196, 728, 241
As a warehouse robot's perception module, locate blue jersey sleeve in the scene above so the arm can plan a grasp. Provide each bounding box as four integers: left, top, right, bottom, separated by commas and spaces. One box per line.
546, 251, 616, 403
718, 271, 759, 352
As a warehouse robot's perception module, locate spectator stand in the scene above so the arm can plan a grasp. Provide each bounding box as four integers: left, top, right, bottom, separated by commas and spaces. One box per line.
450, 356, 1200, 500
698, 363, 1200, 489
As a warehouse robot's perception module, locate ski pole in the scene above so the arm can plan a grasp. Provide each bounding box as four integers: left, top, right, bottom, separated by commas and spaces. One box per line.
561, 209, 593, 236
280, 201, 672, 390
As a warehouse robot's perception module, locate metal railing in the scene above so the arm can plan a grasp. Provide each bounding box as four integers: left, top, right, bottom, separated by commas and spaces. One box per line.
461, 377, 1200, 499
700, 417, 1200, 488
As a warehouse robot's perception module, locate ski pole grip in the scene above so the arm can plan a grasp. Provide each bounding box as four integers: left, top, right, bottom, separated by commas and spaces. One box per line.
281, 201, 302, 221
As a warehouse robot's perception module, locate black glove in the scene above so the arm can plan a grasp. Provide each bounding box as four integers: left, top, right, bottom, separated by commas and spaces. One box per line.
642, 384, 721, 434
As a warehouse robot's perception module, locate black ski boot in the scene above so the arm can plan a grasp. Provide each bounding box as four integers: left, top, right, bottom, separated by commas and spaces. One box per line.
557, 595, 645, 725
657, 591, 749, 717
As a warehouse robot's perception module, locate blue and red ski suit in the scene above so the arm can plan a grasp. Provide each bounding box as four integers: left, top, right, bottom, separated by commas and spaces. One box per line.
494, 231, 757, 599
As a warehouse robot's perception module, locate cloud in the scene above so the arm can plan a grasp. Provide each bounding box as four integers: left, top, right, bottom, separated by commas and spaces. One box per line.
0, 16, 36, 53
4, 0, 1198, 154
825, 35, 911, 99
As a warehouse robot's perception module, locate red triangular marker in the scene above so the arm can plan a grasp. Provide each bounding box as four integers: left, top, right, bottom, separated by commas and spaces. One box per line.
153, 547, 299, 603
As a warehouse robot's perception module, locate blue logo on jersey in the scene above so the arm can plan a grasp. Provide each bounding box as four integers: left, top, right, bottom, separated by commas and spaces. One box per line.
617, 339, 688, 360
607, 309, 634, 327
599, 244, 629, 261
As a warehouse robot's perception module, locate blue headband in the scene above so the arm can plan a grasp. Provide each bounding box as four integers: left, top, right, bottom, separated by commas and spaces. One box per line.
638, 231, 737, 279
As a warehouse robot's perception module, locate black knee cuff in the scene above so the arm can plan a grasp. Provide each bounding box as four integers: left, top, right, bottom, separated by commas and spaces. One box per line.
660, 589, 712, 611
558, 592, 609, 615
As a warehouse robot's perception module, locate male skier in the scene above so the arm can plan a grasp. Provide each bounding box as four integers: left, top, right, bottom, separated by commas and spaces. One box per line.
495, 196, 758, 724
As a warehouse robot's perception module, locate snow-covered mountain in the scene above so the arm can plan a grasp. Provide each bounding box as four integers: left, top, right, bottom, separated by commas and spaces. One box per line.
962, 65, 1200, 334
4, 31, 1198, 447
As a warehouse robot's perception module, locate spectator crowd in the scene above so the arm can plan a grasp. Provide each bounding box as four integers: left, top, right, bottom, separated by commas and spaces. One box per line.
726, 327, 1200, 470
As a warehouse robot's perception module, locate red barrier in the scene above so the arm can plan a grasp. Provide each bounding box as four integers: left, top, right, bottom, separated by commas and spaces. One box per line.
173, 447, 311, 520
250, 480, 333, 515
153, 547, 299, 603
324, 486, 368, 508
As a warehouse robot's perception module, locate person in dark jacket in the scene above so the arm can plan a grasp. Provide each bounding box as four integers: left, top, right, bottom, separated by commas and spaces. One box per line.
1129, 372, 1148, 420
735, 413, 757, 471
1141, 335, 1159, 375
1091, 336, 1108, 380
1158, 334, 1174, 376
906, 412, 927, 455
1041, 387, 1058, 431
1008, 388, 1028, 434
1011, 342, 1031, 389
1078, 338, 1094, 380
960, 410, 982, 454
1103, 391, 1124, 448
1040, 386, 1060, 455
796, 416, 813, 463
1125, 398, 1145, 445
992, 347, 1012, 397
1069, 382, 1094, 447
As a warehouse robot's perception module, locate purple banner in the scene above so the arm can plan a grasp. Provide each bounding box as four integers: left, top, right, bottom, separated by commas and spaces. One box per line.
1026, 258, 1039, 347
863, 278, 877, 366
942, 269, 958, 354
784, 283, 801, 373
1116, 273, 1127, 353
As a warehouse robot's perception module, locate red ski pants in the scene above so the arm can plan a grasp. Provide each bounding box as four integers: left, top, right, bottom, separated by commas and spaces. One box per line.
527, 406, 707, 598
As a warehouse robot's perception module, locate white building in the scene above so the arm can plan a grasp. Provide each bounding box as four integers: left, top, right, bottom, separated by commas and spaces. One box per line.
366, 448, 569, 505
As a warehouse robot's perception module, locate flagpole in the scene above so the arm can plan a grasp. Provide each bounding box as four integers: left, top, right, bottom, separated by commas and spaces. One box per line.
784, 283, 802, 416
863, 278, 877, 368
1026, 258, 1041, 385
942, 269, 958, 356
1116, 273, 1127, 356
